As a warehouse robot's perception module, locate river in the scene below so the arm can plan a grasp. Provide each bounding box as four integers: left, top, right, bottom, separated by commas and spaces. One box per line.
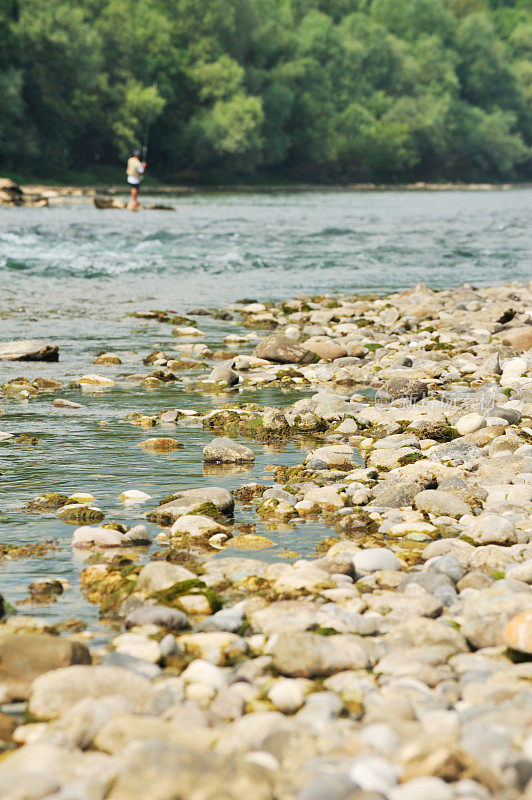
0, 188, 530, 638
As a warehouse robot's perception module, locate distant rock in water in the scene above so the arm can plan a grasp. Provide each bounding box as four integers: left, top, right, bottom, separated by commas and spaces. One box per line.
0, 177, 48, 207
94, 197, 174, 211
0, 340, 59, 362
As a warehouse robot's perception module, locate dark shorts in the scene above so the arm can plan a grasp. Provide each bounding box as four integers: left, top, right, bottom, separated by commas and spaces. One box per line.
127, 179, 141, 192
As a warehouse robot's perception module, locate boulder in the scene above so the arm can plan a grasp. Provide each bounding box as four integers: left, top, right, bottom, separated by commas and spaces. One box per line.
303, 340, 347, 361
28, 665, 153, 720
203, 437, 255, 464
382, 378, 428, 402
136, 562, 197, 593
499, 325, 532, 351
125, 605, 189, 631
254, 334, 314, 364
271, 631, 369, 677
414, 489, 470, 519
107, 739, 273, 800
147, 487, 234, 525
0, 632, 91, 701
0, 340, 59, 362
504, 610, 532, 655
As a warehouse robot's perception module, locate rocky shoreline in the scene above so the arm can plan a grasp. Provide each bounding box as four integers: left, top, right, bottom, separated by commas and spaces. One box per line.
1, 281, 532, 800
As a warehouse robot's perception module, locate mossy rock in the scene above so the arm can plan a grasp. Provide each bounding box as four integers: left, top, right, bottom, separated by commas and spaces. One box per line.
189, 501, 231, 525
202, 411, 243, 431
398, 452, 427, 465
150, 549, 203, 574
57, 505, 105, 524
0, 540, 61, 560
14, 433, 41, 445
273, 465, 320, 484
409, 423, 459, 442
24, 493, 70, 513
80, 558, 141, 616
233, 484, 267, 503
152, 579, 222, 613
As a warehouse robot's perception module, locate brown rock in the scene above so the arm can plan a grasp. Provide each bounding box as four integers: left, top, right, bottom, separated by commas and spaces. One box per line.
303, 340, 347, 361
504, 610, 532, 654
499, 325, 532, 351
0, 711, 15, 742
137, 437, 183, 452
254, 334, 314, 364
382, 377, 428, 402
0, 632, 91, 701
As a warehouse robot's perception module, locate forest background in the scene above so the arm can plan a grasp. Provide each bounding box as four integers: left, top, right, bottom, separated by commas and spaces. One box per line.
0, 0, 530, 184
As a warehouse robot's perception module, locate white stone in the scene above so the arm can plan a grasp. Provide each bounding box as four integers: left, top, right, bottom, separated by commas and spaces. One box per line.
456, 413, 486, 436
112, 633, 161, 663
353, 548, 401, 573
349, 756, 398, 793
267, 678, 305, 713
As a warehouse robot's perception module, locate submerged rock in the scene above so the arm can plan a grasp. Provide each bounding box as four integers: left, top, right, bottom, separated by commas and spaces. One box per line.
0, 340, 59, 362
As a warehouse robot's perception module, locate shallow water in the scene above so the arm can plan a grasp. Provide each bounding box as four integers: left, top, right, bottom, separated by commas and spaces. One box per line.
0, 189, 530, 633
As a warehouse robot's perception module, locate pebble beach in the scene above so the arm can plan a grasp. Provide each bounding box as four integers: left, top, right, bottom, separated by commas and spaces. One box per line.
1, 275, 532, 800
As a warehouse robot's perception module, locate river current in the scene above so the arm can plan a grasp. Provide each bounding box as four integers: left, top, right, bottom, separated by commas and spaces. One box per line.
0, 188, 530, 638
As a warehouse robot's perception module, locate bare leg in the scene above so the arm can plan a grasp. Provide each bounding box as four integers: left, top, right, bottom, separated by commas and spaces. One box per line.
131, 186, 138, 209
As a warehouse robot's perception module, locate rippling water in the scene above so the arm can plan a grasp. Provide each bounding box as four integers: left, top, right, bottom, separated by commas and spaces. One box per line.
0, 189, 530, 636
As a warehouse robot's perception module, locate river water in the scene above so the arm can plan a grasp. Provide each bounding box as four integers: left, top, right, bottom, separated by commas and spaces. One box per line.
0, 189, 530, 637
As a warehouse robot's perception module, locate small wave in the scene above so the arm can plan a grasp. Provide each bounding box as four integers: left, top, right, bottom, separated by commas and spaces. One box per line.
306, 227, 354, 238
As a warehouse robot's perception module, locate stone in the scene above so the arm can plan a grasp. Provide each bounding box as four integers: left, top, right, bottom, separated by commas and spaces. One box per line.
106, 739, 273, 800
0, 340, 59, 361
504, 610, 532, 654
303, 340, 347, 360
0, 632, 91, 702
53, 398, 83, 409
349, 756, 399, 793
382, 377, 428, 402
125, 605, 188, 631
267, 678, 305, 713
137, 437, 182, 452
136, 562, 196, 593
414, 489, 470, 518
148, 487, 234, 524
428, 440, 482, 463
203, 437, 255, 464
170, 514, 231, 539
28, 665, 154, 720
112, 632, 161, 663
72, 525, 125, 548
262, 408, 288, 431
389, 776, 453, 800
464, 513, 518, 545
456, 413, 486, 435
270, 632, 369, 677
123, 524, 152, 544
297, 775, 358, 800
461, 591, 532, 649
176, 632, 247, 665
208, 363, 240, 385
370, 481, 422, 508
353, 548, 401, 573
305, 444, 354, 469
302, 485, 345, 511
119, 489, 152, 504
499, 326, 532, 351
254, 334, 314, 364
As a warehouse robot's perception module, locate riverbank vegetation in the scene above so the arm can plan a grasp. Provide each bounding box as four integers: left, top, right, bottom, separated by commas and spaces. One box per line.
0, 0, 530, 183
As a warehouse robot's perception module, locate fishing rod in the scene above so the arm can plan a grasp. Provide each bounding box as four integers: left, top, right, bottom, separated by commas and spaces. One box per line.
141, 82, 158, 162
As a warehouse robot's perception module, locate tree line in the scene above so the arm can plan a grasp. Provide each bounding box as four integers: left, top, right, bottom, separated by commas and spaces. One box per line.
0, 0, 530, 182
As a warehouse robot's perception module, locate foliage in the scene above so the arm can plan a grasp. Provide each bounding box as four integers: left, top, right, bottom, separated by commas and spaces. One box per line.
0, 0, 530, 181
